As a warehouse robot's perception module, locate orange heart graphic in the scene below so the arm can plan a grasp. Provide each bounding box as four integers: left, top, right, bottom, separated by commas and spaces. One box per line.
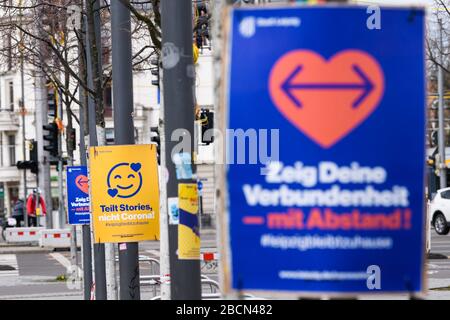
75, 174, 89, 194
269, 50, 384, 148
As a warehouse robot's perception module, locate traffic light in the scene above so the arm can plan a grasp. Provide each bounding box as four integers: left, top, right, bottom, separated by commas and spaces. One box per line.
197, 108, 214, 145
151, 58, 160, 87
43, 122, 59, 157
50, 158, 68, 171
30, 140, 37, 161
16, 140, 38, 174
47, 81, 57, 117
67, 127, 76, 151
30, 140, 38, 174
150, 127, 160, 165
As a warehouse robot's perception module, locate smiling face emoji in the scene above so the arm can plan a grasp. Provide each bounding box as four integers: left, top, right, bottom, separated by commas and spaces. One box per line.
107, 162, 143, 198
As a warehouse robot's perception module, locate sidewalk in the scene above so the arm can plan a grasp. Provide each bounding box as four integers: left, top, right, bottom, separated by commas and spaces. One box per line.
0, 242, 52, 254
0, 287, 161, 300
6, 289, 450, 300
0, 291, 83, 300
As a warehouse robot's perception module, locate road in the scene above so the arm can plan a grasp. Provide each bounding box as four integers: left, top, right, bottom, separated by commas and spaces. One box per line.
0, 230, 219, 300
427, 231, 450, 283
0, 251, 81, 299
0, 229, 449, 299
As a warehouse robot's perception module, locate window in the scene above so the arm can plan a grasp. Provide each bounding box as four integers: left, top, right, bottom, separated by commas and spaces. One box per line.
8, 186, 19, 215
104, 83, 112, 118
0, 134, 2, 166
52, 197, 59, 213
7, 81, 14, 111
3, 33, 12, 71
441, 190, 450, 199
132, 0, 152, 11
105, 128, 114, 145
8, 134, 15, 166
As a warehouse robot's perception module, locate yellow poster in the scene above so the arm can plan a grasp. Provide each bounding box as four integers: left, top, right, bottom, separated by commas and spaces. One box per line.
89, 144, 160, 243
178, 184, 200, 260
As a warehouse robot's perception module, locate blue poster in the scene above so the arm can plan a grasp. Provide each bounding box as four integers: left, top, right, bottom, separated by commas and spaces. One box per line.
67, 166, 90, 225
225, 6, 426, 294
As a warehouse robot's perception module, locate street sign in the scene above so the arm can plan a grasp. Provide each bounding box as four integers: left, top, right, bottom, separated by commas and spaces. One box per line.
66, 166, 90, 225
89, 144, 160, 243
221, 6, 426, 295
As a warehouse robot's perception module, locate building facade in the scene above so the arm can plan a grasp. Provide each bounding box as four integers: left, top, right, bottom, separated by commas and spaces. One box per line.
0, 1, 216, 227
0, 49, 215, 227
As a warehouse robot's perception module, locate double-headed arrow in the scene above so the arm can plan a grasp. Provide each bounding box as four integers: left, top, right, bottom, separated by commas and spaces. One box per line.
77, 176, 88, 186
281, 64, 374, 108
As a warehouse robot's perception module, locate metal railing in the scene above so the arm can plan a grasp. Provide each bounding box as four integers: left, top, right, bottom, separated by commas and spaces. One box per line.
138, 274, 221, 299
116, 254, 263, 300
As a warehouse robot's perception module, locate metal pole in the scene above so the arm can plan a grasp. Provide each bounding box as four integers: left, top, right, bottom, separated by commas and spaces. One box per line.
79, 94, 93, 300
90, 0, 117, 300
111, 0, 140, 300
158, 71, 171, 300
19, 1, 27, 227
58, 89, 65, 229
161, 0, 201, 300
438, 18, 447, 189
67, 156, 80, 285
36, 0, 53, 229
57, 81, 78, 281
78, 8, 93, 300
85, 0, 107, 300
199, 192, 203, 229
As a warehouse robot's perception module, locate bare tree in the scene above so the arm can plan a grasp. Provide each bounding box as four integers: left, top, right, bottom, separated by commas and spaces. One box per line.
0, 0, 161, 161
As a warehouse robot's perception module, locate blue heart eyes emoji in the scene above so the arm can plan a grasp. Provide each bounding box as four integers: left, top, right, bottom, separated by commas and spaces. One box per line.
106, 162, 143, 199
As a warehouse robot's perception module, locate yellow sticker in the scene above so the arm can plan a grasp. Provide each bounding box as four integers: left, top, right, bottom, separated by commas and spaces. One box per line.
89, 144, 160, 243
178, 184, 200, 260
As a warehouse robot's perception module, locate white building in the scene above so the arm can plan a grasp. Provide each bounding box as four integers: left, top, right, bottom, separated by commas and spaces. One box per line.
0, 68, 160, 221
0, 66, 30, 218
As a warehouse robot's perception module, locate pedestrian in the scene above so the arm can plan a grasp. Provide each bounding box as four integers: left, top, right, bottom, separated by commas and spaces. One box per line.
26, 189, 46, 227
200, 24, 210, 48
194, 8, 210, 34
12, 199, 25, 227
194, 31, 203, 50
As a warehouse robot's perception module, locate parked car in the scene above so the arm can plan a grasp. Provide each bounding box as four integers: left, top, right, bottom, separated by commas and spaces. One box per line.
429, 187, 450, 235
